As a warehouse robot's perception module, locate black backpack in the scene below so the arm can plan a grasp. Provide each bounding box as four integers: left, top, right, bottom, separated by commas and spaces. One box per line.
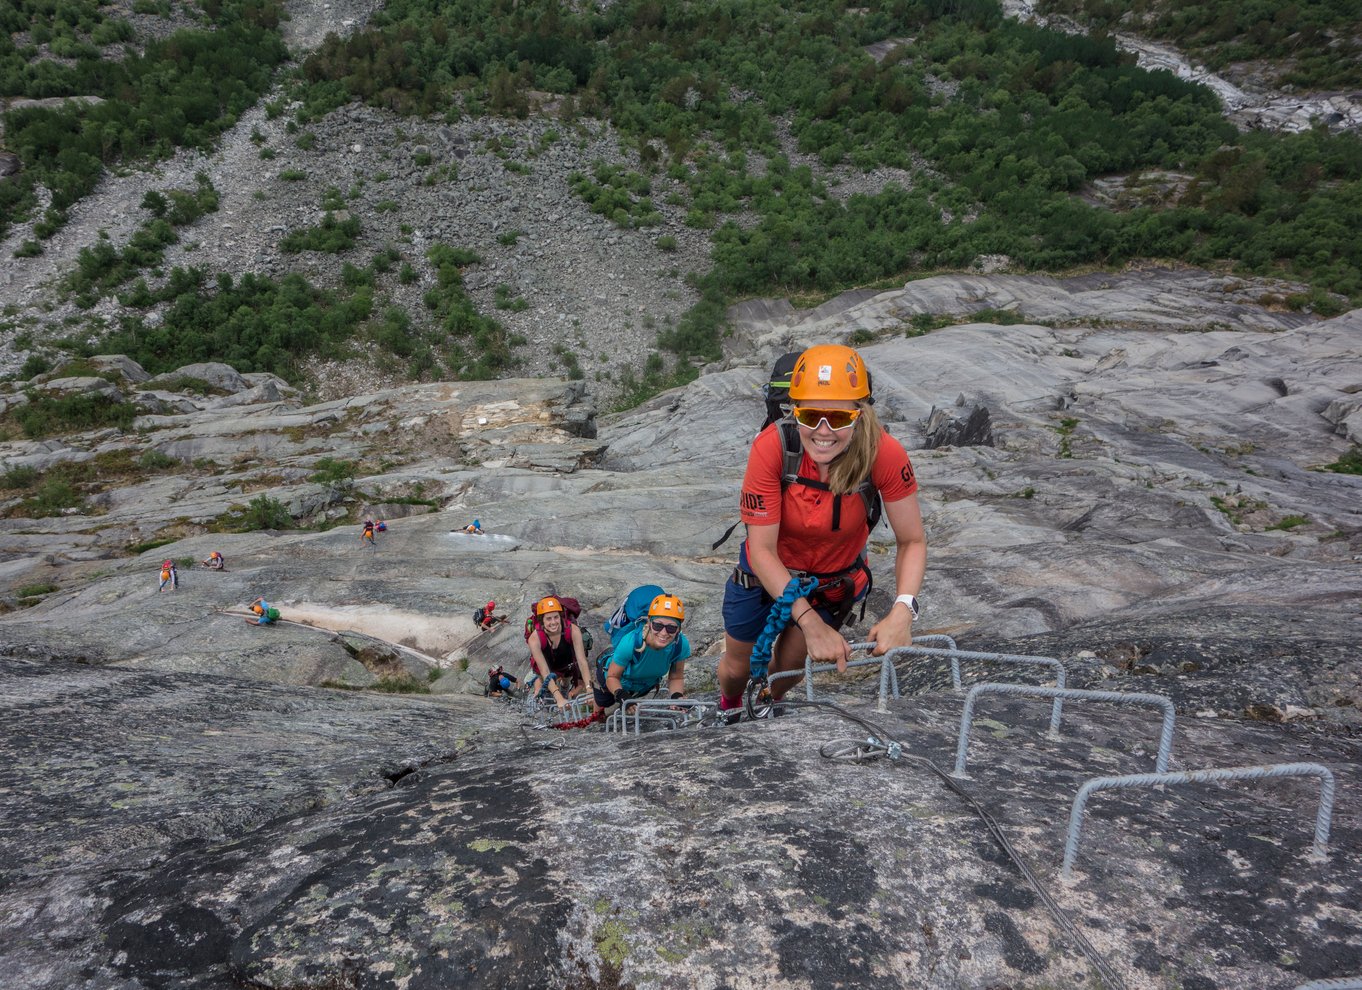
760, 351, 801, 431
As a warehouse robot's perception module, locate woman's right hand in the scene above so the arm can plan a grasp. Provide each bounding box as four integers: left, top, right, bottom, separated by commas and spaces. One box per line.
799, 614, 852, 671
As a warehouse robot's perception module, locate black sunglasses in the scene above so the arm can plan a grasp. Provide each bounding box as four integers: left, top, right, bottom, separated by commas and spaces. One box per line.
649, 620, 681, 635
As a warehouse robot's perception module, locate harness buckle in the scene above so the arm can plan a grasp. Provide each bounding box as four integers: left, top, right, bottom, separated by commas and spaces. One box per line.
731, 567, 761, 590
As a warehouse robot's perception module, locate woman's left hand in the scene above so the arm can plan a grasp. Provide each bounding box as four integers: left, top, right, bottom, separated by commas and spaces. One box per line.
867, 608, 913, 656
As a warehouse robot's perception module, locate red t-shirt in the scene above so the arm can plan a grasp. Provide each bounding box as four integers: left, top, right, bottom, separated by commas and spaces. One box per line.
739, 425, 917, 578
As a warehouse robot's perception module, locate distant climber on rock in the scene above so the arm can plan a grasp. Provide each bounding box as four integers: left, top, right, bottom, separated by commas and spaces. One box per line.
462, 519, 484, 535
201, 551, 225, 571
158, 560, 178, 593
475, 600, 502, 630
715, 344, 927, 721
361, 519, 377, 547
375, 520, 387, 533
485, 665, 517, 697
246, 597, 280, 625
594, 593, 690, 710
523, 595, 592, 709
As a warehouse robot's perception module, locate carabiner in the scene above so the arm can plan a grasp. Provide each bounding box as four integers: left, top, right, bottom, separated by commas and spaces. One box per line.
744, 676, 776, 720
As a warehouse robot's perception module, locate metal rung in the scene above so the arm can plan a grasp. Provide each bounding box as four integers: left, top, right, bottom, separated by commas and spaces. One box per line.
1063, 762, 1336, 881
771, 644, 911, 713
526, 693, 594, 727
763, 641, 966, 715
606, 698, 716, 736
884, 644, 1067, 705
953, 683, 1176, 778
770, 653, 885, 688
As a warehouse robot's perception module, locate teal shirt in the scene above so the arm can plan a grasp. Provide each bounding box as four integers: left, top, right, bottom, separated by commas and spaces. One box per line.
607, 628, 691, 694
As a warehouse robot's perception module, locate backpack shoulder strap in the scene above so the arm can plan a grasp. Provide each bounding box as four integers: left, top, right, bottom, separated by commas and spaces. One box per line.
600, 627, 643, 683
779, 420, 806, 488
859, 478, 883, 531
856, 428, 892, 531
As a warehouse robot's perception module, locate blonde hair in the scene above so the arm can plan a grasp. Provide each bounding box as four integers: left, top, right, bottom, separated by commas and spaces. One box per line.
825, 401, 882, 495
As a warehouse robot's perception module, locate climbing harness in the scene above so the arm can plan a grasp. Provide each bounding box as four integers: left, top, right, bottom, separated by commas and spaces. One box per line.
744, 575, 818, 720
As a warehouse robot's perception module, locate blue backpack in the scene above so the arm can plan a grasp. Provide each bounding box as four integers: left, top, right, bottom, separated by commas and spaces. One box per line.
603, 585, 665, 646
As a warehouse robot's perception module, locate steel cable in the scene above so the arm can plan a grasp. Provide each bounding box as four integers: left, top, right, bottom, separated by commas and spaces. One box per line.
780, 697, 1129, 990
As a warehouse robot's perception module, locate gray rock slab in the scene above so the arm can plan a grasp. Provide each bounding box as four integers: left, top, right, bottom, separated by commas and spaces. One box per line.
86, 355, 151, 383
149, 362, 251, 392
132, 390, 202, 414
35, 376, 125, 400
0, 441, 93, 473
202, 379, 288, 408
1, 652, 1358, 990
958, 603, 1362, 728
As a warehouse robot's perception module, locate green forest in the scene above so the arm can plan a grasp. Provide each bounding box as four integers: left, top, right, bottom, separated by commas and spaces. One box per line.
4, 0, 1361, 390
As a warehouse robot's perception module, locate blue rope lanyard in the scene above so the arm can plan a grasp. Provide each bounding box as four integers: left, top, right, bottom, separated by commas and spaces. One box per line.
749, 576, 819, 682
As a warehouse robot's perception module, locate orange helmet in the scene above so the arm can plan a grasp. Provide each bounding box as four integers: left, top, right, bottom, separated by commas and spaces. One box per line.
787, 344, 870, 401
535, 596, 564, 616
648, 593, 685, 622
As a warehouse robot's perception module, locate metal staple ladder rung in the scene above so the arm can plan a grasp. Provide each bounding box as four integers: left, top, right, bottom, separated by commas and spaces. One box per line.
606, 699, 716, 736
883, 643, 1068, 705
526, 694, 594, 726
952, 683, 1178, 778
1062, 762, 1336, 881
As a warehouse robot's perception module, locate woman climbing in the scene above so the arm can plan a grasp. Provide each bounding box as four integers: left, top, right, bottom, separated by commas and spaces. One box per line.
525, 596, 593, 710
593, 593, 690, 710
716, 343, 927, 719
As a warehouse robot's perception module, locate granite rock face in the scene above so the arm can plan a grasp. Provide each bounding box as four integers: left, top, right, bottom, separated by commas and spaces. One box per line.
1, 273, 1361, 988
1, 653, 1358, 990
